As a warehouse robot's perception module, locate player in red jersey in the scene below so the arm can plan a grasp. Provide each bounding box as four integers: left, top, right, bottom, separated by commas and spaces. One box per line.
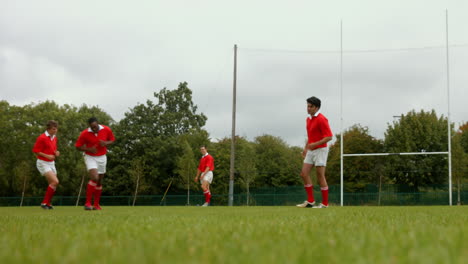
297, 96, 333, 208
75, 117, 115, 210
33, 120, 60, 210
194, 146, 214, 206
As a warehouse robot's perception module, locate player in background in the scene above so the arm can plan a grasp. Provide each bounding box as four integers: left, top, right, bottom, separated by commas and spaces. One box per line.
297, 96, 333, 208
75, 117, 115, 210
33, 120, 60, 210
194, 146, 214, 206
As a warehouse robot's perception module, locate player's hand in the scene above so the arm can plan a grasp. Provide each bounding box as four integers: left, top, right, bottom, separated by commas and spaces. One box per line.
302, 149, 307, 158
46, 154, 56, 160
99, 140, 108, 146
194, 176, 198, 182
54, 151, 60, 157
307, 143, 317, 150
88, 146, 98, 154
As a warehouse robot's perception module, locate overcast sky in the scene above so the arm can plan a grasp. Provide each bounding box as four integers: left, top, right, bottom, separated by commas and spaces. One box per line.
1, 1, 467, 147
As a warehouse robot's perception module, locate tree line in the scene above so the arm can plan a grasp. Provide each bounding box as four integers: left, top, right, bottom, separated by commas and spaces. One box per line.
1, 82, 467, 199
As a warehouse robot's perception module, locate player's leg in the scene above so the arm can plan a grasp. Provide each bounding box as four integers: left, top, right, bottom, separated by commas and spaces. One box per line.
93, 173, 105, 210
314, 147, 329, 208
84, 169, 99, 210
92, 155, 107, 210
315, 166, 329, 207
201, 180, 211, 206
84, 155, 99, 210
297, 150, 316, 208
41, 170, 59, 209
297, 163, 315, 207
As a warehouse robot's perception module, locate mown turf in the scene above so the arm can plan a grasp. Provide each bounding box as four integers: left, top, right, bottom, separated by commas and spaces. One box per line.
0, 206, 467, 264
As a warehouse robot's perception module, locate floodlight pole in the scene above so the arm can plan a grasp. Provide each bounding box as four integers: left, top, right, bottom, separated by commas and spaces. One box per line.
340, 20, 344, 206
445, 10, 453, 206
229, 44, 238, 206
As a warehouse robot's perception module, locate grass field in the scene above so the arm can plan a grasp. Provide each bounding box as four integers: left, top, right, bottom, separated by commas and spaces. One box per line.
0, 206, 467, 264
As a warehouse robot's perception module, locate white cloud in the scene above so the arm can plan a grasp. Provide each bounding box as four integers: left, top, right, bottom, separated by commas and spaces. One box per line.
1, 0, 467, 147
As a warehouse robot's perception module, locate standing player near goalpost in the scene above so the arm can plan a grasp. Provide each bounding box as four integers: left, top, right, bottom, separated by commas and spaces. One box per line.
297, 96, 333, 208
75, 117, 115, 210
33, 120, 60, 210
194, 146, 214, 206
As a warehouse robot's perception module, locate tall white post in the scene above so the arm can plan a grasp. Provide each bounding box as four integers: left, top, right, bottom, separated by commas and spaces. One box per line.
340, 20, 344, 206
445, 10, 452, 206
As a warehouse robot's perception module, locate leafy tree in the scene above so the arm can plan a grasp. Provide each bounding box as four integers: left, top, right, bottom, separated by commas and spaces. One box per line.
327, 125, 384, 192
108, 82, 208, 195
0, 100, 113, 197
384, 110, 450, 190
174, 140, 197, 204
236, 137, 257, 205
253, 135, 302, 187
459, 122, 468, 153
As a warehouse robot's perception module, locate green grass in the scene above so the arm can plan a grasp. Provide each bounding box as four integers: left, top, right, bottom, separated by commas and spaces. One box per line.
0, 206, 467, 264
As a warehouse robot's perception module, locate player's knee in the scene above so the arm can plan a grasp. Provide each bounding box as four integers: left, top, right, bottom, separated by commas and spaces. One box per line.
51, 179, 59, 187
300, 170, 307, 178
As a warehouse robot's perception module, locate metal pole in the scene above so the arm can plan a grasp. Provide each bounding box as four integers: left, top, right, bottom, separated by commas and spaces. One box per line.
187, 173, 190, 206
229, 44, 237, 206
20, 176, 26, 207
340, 20, 344, 206
445, 10, 452, 206
76, 170, 85, 206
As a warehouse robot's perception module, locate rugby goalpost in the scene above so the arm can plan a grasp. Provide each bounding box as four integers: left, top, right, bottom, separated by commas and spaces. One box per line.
338, 11, 453, 206
229, 11, 454, 207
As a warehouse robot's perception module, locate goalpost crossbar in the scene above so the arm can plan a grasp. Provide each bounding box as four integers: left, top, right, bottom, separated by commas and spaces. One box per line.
343, 152, 449, 157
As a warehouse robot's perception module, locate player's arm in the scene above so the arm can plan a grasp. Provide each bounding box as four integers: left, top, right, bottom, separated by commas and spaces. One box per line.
99, 140, 114, 147
76, 144, 97, 153
201, 166, 210, 179
194, 169, 202, 182
33, 139, 55, 160
75, 133, 97, 153
307, 137, 332, 150
34, 151, 56, 161
100, 128, 116, 146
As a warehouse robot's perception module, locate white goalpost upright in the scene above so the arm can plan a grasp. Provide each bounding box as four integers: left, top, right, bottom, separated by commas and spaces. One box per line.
339, 11, 453, 206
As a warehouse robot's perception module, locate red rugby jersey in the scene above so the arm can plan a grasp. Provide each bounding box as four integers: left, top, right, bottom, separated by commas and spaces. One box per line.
198, 153, 214, 172
75, 125, 115, 156
32, 131, 58, 162
306, 112, 333, 149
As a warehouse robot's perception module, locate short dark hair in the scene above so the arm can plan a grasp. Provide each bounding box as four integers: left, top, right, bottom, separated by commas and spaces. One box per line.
200, 145, 207, 149
46, 120, 58, 129
88, 117, 98, 124
306, 96, 321, 109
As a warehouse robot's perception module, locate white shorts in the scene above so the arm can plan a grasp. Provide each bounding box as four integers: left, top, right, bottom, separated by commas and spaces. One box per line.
84, 154, 107, 174
304, 147, 329, 166
36, 159, 57, 176
200, 171, 213, 184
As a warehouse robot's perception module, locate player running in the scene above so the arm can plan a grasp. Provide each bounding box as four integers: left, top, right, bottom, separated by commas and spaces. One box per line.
297, 96, 333, 208
194, 146, 214, 206
33, 120, 60, 210
75, 117, 115, 210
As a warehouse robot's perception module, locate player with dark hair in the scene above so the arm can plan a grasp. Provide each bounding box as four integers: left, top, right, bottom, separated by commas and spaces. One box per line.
194, 146, 214, 206
76, 117, 115, 210
33, 120, 60, 209
297, 96, 333, 208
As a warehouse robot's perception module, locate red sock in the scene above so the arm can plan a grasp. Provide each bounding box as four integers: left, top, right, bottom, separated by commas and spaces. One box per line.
204, 190, 211, 203
304, 184, 314, 203
85, 180, 97, 205
94, 185, 102, 206
321, 186, 329, 206
42, 185, 56, 205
